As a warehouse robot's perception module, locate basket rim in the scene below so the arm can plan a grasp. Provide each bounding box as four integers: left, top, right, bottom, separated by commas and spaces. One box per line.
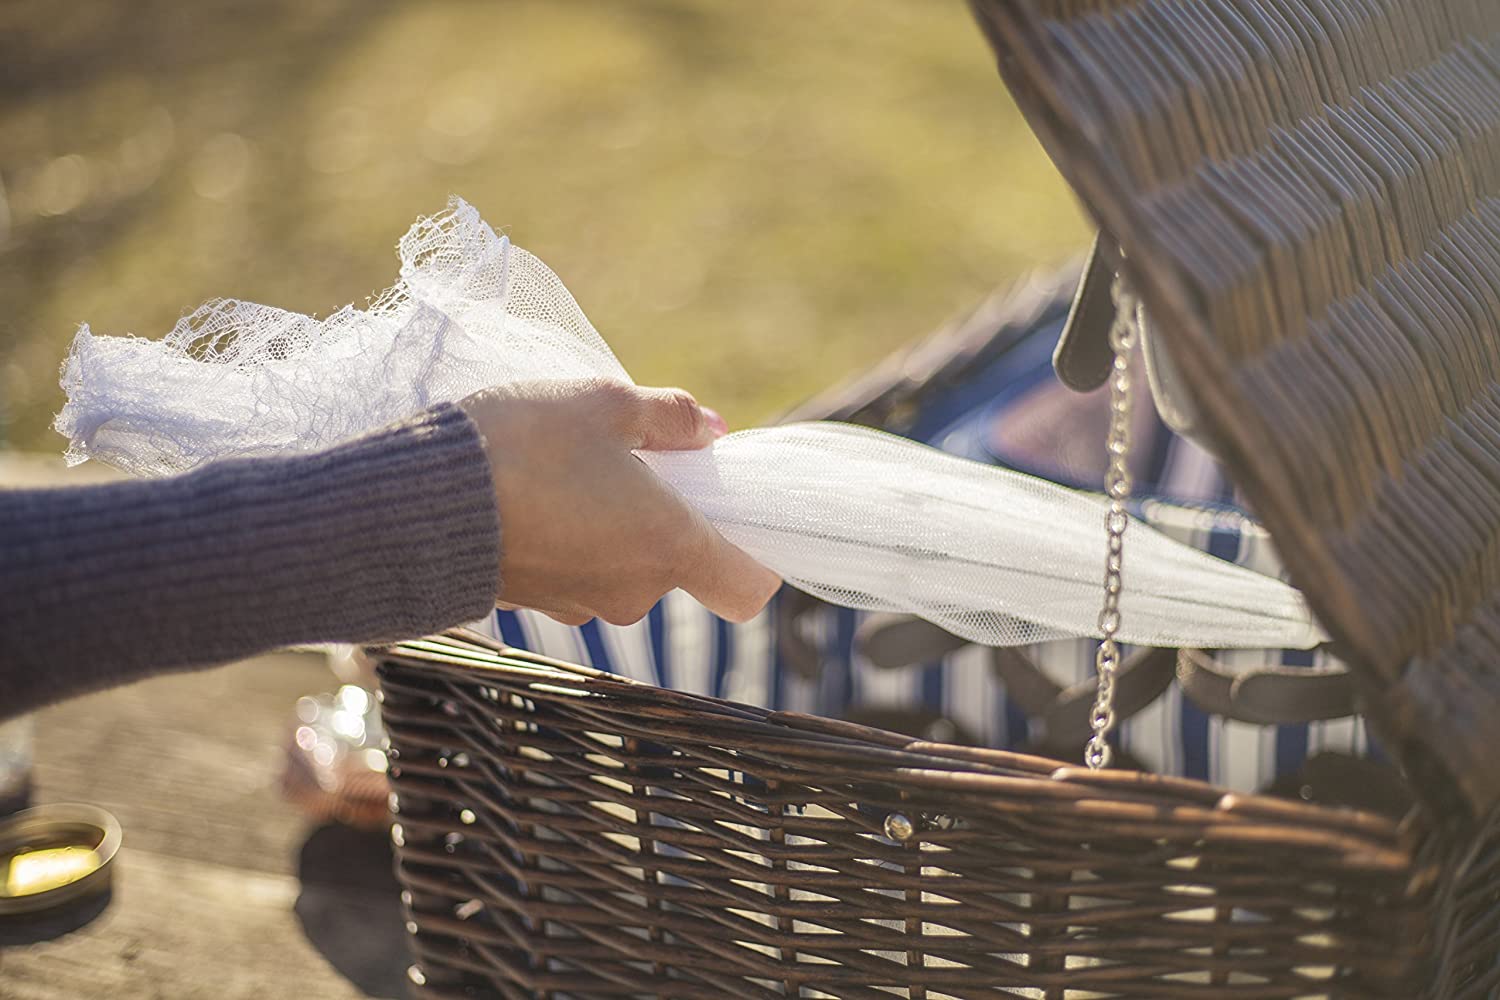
377, 631, 1412, 873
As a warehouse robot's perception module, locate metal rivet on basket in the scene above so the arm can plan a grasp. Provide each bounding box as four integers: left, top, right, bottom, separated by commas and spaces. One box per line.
883, 812, 915, 841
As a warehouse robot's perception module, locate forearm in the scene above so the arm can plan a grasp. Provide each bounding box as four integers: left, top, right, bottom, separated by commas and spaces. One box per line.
0, 403, 500, 718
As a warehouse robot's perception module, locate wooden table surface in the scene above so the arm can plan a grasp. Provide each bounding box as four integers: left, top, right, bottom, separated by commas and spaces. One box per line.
0, 653, 410, 1000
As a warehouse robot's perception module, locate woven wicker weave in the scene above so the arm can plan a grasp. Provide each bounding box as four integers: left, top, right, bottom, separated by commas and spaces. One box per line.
375, 2, 1500, 995
972, 0, 1500, 817
378, 634, 1500, 998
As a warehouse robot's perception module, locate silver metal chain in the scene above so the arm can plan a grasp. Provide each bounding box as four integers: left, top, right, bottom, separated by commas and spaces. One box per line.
1085, 276, 1141, 771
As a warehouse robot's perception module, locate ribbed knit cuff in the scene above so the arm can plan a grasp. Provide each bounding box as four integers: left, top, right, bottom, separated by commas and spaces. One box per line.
0, 403, 501, 716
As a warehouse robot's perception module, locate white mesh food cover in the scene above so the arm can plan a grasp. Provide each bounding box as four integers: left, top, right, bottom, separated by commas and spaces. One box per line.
56, 198, 1325, 650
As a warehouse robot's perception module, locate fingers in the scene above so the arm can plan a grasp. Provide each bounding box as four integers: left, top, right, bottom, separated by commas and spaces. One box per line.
476, 377, 762, 632
499, 596, 593, 626
676, 515, 783, 623
627, 386, 722, 451
460, 380, 727, 453
523, 602, 659, 628
546, 612, 593, 627
504, 519, 779, 627
539, 606, 593, 627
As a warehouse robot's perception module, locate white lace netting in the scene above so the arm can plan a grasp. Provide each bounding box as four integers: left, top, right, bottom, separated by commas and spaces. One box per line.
55, 197, 1325, 650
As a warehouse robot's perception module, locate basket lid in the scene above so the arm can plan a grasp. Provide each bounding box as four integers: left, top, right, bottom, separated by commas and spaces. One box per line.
971, 0, 1500, 817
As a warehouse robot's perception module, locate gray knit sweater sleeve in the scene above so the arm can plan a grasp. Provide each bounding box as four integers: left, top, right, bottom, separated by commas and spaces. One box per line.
0, 403, 501, 718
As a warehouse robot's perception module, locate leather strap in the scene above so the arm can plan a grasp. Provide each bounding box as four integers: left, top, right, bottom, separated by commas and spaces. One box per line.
994, 646, 1178, 747
776, 588, 830, 680
1175, 648, 1357, 725
985, 646, 1065, 715
855, 612, 1177, 747
854, 613, 971, 670
1052, 233, 1120, 392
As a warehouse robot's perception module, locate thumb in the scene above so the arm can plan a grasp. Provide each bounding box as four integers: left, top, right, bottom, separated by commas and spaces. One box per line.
629, 386, 724, 451
676, 512, 783, 623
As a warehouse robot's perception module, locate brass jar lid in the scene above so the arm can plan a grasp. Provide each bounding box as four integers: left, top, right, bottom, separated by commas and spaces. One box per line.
0, 803, 120, 916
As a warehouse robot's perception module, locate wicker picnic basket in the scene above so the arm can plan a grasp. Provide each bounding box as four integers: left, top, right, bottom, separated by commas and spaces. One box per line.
375, 2, 1500, 996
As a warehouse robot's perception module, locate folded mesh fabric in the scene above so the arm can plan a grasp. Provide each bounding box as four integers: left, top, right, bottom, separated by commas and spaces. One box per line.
58, 198, 1322, 652
55, 196, 1362, 788
479, 313, 1373, 791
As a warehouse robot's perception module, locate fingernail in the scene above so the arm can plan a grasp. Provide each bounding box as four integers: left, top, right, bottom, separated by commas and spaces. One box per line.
700, 406, 728, 437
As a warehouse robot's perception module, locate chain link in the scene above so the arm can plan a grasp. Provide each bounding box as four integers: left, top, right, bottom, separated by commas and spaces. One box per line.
1085, 276, 1141, 770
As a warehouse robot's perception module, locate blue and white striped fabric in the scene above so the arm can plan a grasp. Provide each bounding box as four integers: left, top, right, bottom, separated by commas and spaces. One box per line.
470, 314, 1372, 793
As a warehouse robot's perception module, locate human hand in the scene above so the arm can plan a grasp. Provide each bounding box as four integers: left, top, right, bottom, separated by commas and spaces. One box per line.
459, 379, 781, 627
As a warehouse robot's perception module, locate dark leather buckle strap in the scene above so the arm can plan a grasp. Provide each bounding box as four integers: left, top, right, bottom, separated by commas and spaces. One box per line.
855, 612, 1178, 747
1052, 233, 1120, 393
1175, 648, 1356, 725
853, 612, 972, 671
856, 615, 1361, 734
993, 645, 1178, 747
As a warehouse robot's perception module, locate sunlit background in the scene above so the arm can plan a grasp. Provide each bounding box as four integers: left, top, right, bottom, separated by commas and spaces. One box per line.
0, 0, 1088, 455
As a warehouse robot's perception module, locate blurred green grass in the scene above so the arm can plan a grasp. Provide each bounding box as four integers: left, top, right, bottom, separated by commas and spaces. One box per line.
0, 0, 1088, 453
